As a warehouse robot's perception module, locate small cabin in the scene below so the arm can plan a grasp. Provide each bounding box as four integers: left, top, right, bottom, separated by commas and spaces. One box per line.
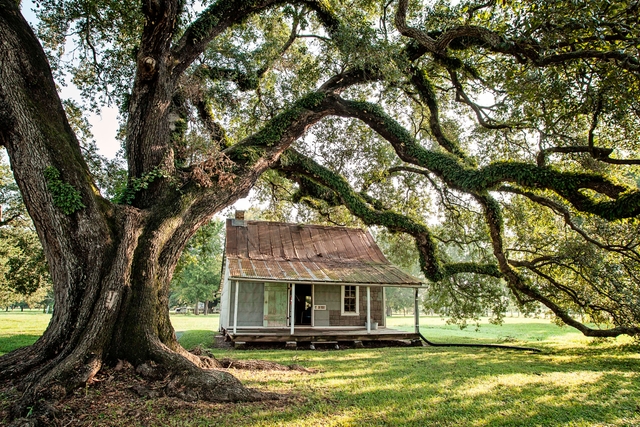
218, 212, 424, 347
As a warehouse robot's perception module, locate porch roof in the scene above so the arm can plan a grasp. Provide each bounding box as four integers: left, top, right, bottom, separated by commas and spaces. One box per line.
225, 219, 423, 287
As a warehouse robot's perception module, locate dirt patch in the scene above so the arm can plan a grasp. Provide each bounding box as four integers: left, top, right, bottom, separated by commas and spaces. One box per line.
0, 357, 314, 426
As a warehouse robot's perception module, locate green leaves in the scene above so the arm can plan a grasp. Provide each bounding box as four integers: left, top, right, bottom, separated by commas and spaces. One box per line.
43, 166, 85, 215
170, 220, 224, 307
0, 156, 51, 304
113, 167, 168, 205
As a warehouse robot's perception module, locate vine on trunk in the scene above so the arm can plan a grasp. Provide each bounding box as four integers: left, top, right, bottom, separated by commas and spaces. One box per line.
43, 166, 85, 214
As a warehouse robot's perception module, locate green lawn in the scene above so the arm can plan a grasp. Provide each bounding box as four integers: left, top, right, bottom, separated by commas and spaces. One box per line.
1, 311, 639, 426
0, 310, 52, 356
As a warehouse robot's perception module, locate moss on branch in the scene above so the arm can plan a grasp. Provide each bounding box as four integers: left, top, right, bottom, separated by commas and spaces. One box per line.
410, 68, 468, 160
226, 92, 327, 167
334, 97, 640, 220
277, 149, 504, 283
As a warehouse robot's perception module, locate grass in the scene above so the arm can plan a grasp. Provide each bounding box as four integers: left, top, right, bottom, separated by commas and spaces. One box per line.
1, 311, 640, 426
0, 310, 52, 356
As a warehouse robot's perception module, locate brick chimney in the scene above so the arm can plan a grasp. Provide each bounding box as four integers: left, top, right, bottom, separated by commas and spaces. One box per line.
235, 210, 245, 220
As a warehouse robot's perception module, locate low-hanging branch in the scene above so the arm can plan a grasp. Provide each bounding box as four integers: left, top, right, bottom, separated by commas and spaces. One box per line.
474, 192, 640, 337
328, 95, 640, 220
274, 147, 640, 337
276, 148, 503, 282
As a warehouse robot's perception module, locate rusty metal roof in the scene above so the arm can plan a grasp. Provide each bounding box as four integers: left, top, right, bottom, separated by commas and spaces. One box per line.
225, 219, 422, 287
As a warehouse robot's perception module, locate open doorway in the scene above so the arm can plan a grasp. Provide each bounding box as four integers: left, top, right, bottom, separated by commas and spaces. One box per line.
294, 284, 312, 325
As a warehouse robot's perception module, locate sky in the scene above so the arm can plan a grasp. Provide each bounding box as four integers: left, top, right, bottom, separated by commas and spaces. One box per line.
21, 0, 121, 159
19, 1, 252, 211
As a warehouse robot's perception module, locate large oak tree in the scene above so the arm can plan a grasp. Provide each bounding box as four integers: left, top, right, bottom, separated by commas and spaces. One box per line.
1, 0, 639, 422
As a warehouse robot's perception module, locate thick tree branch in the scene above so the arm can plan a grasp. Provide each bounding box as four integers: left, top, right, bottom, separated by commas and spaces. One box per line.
172, 0, 339, 78
274, 148, 503, 281
409, 67, 468, 159
395, 0, 640, 73
475, 193, 640, 337
329, 96, 640, 220
537, 145, 640, 166
193, 97, 227, 149
195, 12, 302, 92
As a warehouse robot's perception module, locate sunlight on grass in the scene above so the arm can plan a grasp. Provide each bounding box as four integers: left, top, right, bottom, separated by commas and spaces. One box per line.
216, 343, 640, 426
0, 310, 51, 355
2, 312, 640, 425
169, 313, 219, 332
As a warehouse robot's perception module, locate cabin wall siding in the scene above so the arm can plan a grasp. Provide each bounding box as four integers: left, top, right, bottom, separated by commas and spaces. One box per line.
229, 281, 264, 327
313, 285, 340, 326
313, 285, 384, 327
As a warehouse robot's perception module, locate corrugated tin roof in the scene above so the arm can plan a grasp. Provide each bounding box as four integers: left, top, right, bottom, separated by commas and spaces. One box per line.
225, 219, 422, 286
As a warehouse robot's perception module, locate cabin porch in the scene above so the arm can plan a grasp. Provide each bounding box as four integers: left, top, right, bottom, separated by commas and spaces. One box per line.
221, 326, 422, 346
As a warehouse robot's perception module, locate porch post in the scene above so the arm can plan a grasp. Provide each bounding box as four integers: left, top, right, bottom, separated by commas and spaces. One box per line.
366, 286, 371, 334
414, 287, 419, 334
233, 280, 239, 334
290, 283, 296, 336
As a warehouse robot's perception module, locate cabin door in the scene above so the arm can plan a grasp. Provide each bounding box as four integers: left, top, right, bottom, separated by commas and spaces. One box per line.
263, 283, 288, 327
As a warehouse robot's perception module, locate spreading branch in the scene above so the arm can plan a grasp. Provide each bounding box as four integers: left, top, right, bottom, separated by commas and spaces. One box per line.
275, 148, 503, 282
172, 0, 340, 77
328, 95, 640, 220
475, 193, 640, 337
395, 0, 640, 73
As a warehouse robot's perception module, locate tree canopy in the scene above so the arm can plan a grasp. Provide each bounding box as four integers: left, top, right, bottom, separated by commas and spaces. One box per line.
1, 0, 639, 421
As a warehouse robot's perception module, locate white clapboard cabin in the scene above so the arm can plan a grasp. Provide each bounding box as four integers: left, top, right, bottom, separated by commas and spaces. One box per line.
219, 211, 425, 347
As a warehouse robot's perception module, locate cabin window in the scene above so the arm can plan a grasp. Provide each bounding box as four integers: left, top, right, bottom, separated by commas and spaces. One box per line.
341, 285, 359, 315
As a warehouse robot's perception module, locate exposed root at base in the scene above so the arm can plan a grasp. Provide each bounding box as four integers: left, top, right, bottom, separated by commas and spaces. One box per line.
132, 359, 283, 402
1, 348, 317, 426
217, 358, 318, 373
1, 362, 305, 427
189, 346, 319, 372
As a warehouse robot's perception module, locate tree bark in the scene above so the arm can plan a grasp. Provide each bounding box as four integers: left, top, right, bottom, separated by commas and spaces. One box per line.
0, 2, 269, 422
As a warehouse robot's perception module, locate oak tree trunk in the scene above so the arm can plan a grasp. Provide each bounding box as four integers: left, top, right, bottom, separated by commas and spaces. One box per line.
0, 3, 267, 422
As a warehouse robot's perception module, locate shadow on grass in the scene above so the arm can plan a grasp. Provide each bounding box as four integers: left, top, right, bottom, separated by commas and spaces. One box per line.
179, 345, 640, 427
0, 334, 40, 356
177, 329, 216, 351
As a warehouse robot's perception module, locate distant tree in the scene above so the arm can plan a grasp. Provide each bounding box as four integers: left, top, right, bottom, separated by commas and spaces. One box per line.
385, 288, 415, 316
0, 156, 51, 307
170, 220, 224, 314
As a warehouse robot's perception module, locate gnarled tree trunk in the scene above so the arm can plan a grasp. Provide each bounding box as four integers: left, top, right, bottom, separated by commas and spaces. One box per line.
0, 2, 267, 422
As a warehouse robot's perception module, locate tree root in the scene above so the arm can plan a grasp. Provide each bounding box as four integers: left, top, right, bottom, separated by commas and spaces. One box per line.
145, 339, 284, 402
217, 358, 318, 373
2, 335, 322, 425
129, 357, 286, 402
418, 333, 541, 352
189, 347, 318, 372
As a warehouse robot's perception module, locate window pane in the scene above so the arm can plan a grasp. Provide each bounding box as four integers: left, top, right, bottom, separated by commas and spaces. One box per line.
344, 286, 357, 313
